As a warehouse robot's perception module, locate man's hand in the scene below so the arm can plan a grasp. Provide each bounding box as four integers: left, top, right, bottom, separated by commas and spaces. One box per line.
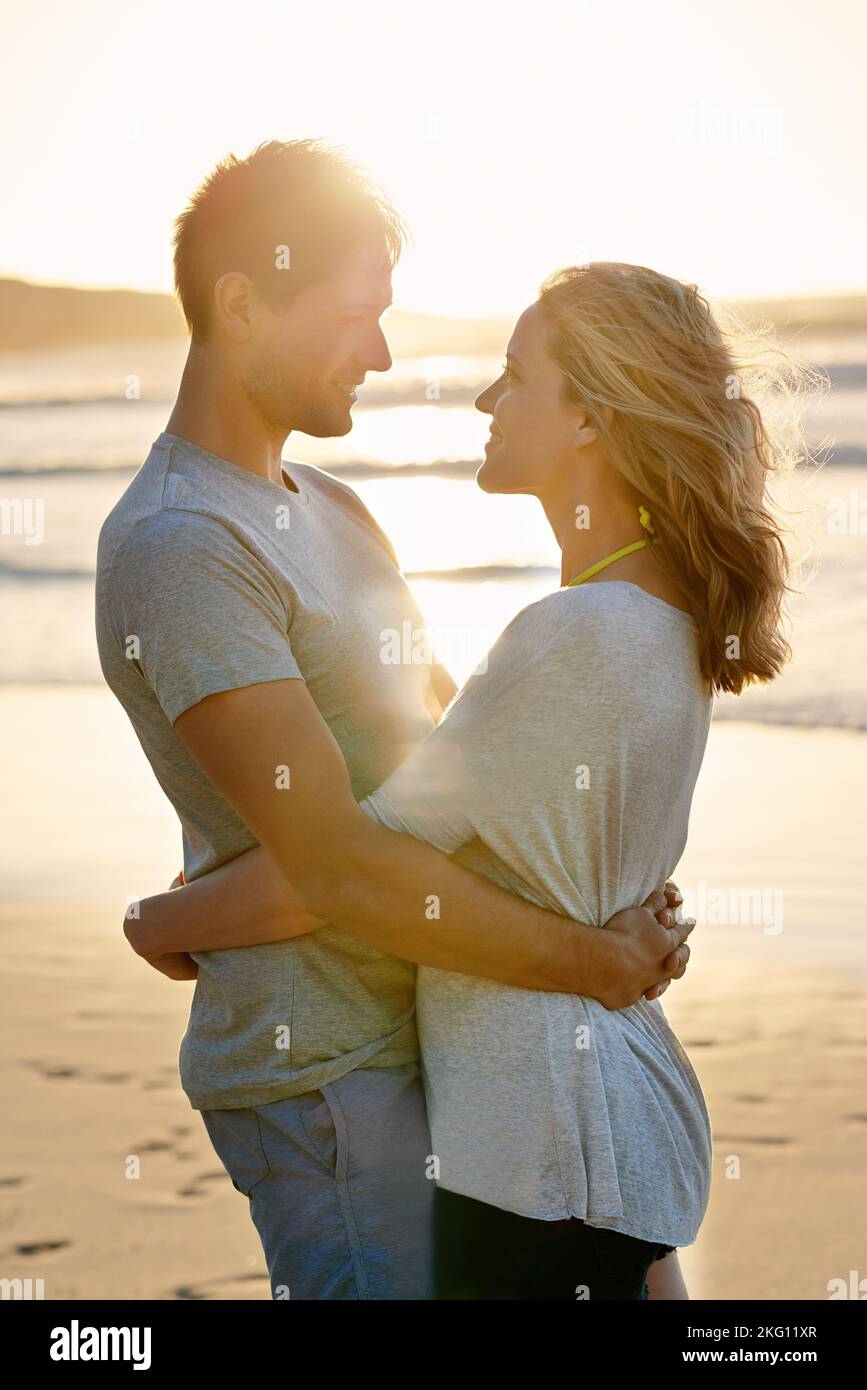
595, 882, 695, 1011
645, 880, 691, 1001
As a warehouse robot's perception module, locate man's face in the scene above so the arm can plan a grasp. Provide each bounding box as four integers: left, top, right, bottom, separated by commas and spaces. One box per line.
241, 233, 393, 437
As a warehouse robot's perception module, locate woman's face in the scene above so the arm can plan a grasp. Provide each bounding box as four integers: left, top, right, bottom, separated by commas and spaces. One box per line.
475, 300, 588, 496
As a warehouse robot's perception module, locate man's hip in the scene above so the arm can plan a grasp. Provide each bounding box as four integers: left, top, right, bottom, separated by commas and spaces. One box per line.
200, 1060, 434, 1300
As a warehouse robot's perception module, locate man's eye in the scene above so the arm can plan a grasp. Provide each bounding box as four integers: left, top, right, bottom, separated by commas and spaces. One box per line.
502, 362, 515, 382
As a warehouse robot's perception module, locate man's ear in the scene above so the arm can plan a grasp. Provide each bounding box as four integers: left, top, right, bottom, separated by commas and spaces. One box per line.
212, 272, 255, 344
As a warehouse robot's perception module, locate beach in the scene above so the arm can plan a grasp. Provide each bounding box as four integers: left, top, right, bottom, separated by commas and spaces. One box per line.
1, 686, 865, 1300
2, 323, 866, 1300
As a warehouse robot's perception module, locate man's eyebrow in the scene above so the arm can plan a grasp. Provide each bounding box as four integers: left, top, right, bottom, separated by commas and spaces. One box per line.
505, 349, 523, 366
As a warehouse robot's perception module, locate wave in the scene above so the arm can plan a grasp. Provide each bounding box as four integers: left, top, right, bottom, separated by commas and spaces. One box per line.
0, 381, 483, 412
4, 448, 867, 482
0, 673, 862, 735
0, 560, 96, 581
0, 457, 485, 481
0, 557, 556, 585
2, 358, 865, 412
406, 564, 558, 582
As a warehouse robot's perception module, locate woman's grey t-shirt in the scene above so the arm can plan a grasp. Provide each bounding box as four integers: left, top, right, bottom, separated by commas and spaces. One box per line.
360, 581, 714, 1248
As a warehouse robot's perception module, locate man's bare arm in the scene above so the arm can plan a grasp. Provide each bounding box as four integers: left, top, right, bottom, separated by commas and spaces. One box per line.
158, 678, 690, 1008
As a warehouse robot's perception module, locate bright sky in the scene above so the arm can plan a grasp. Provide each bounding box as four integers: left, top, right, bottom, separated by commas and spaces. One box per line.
2, 0, 866, 316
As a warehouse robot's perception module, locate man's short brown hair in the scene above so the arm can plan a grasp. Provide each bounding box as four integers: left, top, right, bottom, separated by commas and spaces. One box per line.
173, 139, 406, 341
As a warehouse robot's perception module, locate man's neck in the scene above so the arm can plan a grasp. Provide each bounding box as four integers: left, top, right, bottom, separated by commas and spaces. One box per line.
165, 344, 288, 485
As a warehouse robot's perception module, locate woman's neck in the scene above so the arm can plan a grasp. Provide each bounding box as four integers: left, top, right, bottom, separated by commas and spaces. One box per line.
540, 484, 643, 588
540, 483, 691, 613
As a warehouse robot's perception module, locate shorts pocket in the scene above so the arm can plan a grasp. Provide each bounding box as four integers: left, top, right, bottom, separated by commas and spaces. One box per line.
200, 1108, 271, 1197
298, 1089, 341, 1177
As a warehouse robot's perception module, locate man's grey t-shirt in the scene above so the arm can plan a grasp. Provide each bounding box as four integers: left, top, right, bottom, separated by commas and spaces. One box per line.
361, 583, 714, 1247
96, 432, 435, 1110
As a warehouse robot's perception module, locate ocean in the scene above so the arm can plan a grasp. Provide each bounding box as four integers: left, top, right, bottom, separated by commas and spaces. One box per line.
1, 334, 865, 728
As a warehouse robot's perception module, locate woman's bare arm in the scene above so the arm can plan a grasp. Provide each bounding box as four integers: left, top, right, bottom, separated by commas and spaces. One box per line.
125, 846, 323, 958
124, 836, 688, 1014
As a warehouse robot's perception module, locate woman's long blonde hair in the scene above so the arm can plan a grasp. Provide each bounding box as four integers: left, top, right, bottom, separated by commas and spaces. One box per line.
538, 262, 821, 695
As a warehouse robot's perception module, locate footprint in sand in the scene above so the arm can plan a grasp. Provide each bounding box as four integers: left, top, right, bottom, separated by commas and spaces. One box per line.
177, 1171, 230, 1200
0, 1177, 25, 1189
27, 1063, 82, 1079
172, 1271, 269, 1300
715, 1134, 792, 1146
15, 1239, 70, 1256
25, 1059, 161, 1088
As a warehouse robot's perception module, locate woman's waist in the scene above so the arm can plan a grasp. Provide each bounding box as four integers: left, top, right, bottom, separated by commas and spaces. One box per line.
417, 972, 709, 1116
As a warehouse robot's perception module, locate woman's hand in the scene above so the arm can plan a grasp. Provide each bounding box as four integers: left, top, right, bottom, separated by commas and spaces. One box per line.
138, 950, 199, 981
123, 846, 326, 959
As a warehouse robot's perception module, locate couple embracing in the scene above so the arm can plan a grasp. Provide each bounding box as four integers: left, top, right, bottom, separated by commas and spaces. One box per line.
96, 139, 791, 1301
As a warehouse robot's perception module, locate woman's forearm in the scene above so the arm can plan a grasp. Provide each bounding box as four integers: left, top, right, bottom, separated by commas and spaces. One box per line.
125, 846, 325, 956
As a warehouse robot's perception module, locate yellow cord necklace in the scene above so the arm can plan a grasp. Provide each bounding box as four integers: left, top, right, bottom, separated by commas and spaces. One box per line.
566, 505, 656, 587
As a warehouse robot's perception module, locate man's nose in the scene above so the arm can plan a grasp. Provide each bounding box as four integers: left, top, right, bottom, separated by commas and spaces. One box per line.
475, 383, 496, 414
365, 324, 392, 374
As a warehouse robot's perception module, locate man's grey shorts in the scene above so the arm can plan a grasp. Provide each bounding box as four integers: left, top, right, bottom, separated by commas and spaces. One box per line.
200, 1060, 435, 1300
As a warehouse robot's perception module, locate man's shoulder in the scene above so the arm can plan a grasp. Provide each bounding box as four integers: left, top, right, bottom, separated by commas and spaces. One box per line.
98, 439, 253, 572
290, 461, 400, 567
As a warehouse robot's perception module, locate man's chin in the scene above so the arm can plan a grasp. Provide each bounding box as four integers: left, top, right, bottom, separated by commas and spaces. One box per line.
296, 408, 354, 439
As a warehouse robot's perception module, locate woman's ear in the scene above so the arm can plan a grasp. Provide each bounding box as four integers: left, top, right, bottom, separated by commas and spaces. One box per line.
575, 405, 613, 449
575, 411, 599, 449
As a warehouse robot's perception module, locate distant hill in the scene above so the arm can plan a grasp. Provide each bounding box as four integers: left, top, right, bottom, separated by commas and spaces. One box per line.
729, 292, 867, 334
0, 277, 513, 357
0, 279, 187, 350
0, 276, 865, 356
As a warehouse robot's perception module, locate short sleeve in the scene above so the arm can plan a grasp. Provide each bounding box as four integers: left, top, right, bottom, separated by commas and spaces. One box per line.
360, 725, 478, 853
106, 510, 303, 723
359, 595, 612, 860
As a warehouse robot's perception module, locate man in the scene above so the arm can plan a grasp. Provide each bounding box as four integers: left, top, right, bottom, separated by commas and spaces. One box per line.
96, 140, 691, 1300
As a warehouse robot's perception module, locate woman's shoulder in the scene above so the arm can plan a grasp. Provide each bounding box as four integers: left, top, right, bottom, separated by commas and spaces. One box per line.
441, 580, 708, 732
502, 580, 697, 656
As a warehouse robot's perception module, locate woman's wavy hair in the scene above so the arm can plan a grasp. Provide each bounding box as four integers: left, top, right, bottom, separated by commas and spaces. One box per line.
537, 262, 824, 695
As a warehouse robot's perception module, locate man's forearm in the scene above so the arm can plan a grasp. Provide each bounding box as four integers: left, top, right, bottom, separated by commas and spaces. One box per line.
306, 816, 619, 996
128, 827, 617, 995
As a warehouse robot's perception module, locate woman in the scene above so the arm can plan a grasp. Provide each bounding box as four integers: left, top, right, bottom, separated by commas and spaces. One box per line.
128, 262, 799, 1299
